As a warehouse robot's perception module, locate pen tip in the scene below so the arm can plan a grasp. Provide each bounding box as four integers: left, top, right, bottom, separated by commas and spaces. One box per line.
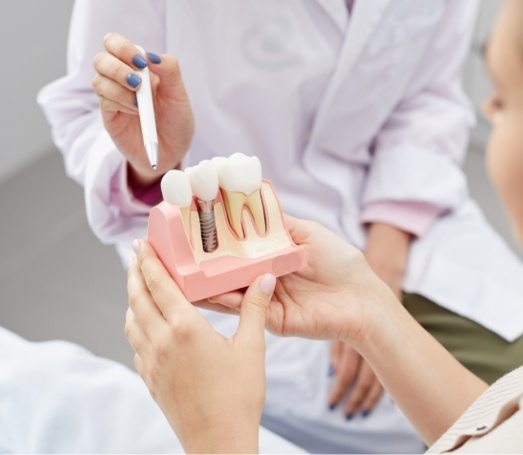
151, 164, 158, 170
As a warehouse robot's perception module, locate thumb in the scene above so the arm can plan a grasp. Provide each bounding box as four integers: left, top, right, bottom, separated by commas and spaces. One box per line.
236, 274, 276, 343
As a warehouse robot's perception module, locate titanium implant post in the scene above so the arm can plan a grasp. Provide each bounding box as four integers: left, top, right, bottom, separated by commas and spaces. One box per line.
196, 199, 218, 252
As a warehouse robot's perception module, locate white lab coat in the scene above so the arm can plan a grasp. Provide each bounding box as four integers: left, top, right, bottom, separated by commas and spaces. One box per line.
0, 327, 302, 454
37, 0, 523, 452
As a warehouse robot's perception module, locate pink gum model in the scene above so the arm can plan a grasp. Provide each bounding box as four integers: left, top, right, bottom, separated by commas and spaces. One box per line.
147, 180, 307, 302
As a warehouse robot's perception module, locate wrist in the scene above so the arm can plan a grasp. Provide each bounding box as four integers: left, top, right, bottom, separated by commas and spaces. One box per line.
127, 162, 163, 189
182, 423, 259, 454
342, 277, 402, 352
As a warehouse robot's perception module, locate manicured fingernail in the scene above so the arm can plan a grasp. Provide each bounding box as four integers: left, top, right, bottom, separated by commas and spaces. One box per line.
328, 365, 335, 377
132, 239, 141, 254
329, 403, 337, 411
259, 274, 276, 295
362, 409, 371, 418
132, 54, 148, 69
345, 413, 354, 420
147, 52, 162, 64
127, 73, 142, 88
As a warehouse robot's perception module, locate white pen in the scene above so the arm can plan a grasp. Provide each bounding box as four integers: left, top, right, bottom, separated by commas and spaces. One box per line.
136, 45, 159, 170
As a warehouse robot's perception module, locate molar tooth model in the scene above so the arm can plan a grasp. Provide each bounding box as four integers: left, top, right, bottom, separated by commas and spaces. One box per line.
148, 153, 307, 302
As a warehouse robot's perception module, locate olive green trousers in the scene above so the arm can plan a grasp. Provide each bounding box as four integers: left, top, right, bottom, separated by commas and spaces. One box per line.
403, 293, 523, 384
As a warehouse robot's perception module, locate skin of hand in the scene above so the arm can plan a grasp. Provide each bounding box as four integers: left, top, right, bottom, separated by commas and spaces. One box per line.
207, 216, 486, 444
92, 33, 195, 187
208, 216, 391, 345
125, 240, 276, 454
328, 223, 412, 418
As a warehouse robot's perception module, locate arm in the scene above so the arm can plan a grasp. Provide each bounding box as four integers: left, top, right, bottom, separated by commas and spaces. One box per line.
356, 287, 487, 445
37, 0, 172, 248
362, 0, 481, 235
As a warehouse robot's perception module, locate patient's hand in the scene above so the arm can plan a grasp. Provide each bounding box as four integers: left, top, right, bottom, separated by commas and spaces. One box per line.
126, 241, 275, 454
207, 216, 396, 348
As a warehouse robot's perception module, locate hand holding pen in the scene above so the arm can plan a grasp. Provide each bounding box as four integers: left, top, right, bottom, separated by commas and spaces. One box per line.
92, 32, 195, 187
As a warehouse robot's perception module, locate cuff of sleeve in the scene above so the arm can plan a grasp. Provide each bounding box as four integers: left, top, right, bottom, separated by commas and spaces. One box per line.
110, 162, 158, 216
361, 201, 446, 237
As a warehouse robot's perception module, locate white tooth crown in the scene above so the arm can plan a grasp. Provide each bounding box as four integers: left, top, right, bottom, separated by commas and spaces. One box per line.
211, 156, 227, 171
218, 153, 262, 196
161, 170, 193, 208
188, 160, 219, 201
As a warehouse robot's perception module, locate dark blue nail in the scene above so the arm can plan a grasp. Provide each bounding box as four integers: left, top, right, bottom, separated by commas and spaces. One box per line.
328, 365, 335, 377
127, 73, 142, 88
147, 52, 162, 64
362, 409, 371, 418
329, 403, 337, 411
132, 54, 148, 69
345, 413, 354, 420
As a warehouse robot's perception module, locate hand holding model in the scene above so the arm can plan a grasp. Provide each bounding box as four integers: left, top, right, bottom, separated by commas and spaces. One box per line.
92, 33, 194, 187
126, 240, 276, 454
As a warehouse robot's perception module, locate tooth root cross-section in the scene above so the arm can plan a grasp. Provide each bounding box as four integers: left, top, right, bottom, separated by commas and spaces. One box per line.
221, 189, 266, 239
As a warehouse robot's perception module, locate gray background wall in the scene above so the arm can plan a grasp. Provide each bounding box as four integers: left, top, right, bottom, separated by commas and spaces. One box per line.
0, 0, 74, 181
0, 0, 515, 368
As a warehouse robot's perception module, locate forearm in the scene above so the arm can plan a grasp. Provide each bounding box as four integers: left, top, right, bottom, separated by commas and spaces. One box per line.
354, 291, 487, 445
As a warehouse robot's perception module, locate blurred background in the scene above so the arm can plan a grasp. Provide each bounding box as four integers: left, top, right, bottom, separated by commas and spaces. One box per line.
0, 0, 511, 368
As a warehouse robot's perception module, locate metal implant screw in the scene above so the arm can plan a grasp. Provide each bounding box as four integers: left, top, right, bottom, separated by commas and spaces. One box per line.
196, 199, 218, 253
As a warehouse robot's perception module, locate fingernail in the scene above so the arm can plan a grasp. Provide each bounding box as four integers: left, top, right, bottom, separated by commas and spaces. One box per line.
132, 239, 141, 254
345, 413, 354, 420
329, 403, 337, 411
127, 73, 142, 88
132, 54, 148, 69
147, 52, 162, 64
259, 274, 276, 295
362, 409, 371, 418
328, 365, 335, 377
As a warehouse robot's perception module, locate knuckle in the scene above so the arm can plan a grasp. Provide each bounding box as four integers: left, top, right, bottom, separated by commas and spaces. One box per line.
145, 273, 162, 297
91, 75, 101, 91
170, 318, 192, 341
358, 377, 373, 391
92, 52, 104, 69
152, 341, 167, 362
104, 32, 122, 51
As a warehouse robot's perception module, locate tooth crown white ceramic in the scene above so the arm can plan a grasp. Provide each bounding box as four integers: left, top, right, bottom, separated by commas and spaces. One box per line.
147, 153, 307, 302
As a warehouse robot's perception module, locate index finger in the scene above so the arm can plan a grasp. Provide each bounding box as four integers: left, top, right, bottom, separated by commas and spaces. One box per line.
104, 32, 148, 70
136, 239, 193, 319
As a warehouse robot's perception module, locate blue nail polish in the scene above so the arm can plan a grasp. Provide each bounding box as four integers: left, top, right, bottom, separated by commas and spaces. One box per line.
132, 54, 148, 69
328, 365, 335, 377
147, 52, 162, 64
329, 404, 337, 411
362, 409, 371, 418
127, 73, 142, 88
345, 413, 354, 420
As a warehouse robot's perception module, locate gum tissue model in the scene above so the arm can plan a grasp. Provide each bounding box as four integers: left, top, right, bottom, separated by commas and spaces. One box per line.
147, 153, 307, 301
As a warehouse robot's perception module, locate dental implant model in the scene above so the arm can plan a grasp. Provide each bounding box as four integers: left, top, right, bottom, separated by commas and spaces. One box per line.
147, 153, 306, 302
188, 160, 219, 253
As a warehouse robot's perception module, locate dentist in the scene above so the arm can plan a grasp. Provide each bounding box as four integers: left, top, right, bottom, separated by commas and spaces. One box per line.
39, 0, 523, 452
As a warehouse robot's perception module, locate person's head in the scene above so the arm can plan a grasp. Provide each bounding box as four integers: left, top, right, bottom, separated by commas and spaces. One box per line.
483, 0, 523, 245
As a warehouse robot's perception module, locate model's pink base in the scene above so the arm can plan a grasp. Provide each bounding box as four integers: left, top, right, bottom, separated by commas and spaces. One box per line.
147, 184, 307, 302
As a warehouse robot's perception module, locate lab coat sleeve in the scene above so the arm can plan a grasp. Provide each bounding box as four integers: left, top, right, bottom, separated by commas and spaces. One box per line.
37, 0, 166, 248
361, 0, 479, 236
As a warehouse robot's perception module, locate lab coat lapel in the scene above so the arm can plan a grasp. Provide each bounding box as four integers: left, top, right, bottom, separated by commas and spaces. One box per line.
307, 0, 392, 146
315, 0, 349, 32
303, 0, 393, 192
